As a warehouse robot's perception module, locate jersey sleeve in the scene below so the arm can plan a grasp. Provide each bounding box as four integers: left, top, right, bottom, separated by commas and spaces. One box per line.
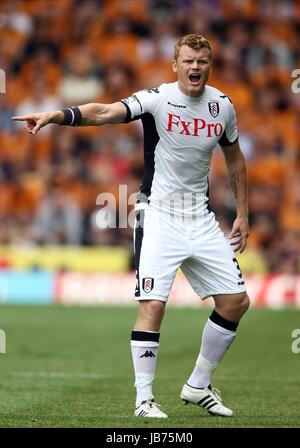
120, 87, 161, 123
218, 100, 239, 147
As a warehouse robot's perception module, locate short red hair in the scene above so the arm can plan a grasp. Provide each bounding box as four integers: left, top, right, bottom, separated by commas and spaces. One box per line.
174, 34, 212, 60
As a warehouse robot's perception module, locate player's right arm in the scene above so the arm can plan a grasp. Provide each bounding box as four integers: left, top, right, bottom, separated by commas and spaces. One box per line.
11, 102, 127, 135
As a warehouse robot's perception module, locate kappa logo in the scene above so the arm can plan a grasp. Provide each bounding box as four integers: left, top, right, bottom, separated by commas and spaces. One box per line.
140, 350, 155, 358
142, 277, 154, 293
208, 102, 220, 118
168, 101, 186, 109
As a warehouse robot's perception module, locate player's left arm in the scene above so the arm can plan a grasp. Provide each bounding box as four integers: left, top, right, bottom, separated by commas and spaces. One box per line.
221, 140, 249, 253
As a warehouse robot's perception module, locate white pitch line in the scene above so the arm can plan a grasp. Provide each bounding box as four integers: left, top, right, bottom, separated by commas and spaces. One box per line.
12, 372, 114, 379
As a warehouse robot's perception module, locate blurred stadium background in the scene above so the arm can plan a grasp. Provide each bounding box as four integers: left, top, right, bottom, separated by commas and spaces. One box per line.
1, 0, 300, 430
0, 0, 299, 307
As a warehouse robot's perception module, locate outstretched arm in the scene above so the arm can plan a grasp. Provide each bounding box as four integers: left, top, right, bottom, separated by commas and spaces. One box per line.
221, 140, 249, 253
12, 101, 127, 135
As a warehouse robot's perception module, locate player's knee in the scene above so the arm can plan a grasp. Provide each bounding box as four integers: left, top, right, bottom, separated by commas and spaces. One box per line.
240, 292, 250, 313
139, 299, 165, 319
217, 292, 250, 316
146, 299, 165, 317
233, 292, 250, 315
136, 299, 165, 331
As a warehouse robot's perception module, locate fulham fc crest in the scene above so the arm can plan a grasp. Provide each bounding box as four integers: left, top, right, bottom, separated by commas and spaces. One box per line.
208, 102, 219, 118
142, 277, 154, 293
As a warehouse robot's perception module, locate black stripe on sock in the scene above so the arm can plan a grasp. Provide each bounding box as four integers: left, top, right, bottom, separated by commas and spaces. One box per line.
131, 330, 160, 342
209, 310, 238, 331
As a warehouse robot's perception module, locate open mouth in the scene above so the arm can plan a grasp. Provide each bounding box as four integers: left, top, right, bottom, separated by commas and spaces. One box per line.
188, 73, 201, 85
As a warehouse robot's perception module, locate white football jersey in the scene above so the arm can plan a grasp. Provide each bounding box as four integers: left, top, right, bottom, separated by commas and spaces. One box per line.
121, 81, 238, 218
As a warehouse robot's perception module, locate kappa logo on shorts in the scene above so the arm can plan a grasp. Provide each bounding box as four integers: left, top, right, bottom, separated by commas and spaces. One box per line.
142, 277, 154, 293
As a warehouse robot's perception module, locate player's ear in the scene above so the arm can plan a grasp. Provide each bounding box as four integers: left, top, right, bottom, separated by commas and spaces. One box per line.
172, 59, 178, 74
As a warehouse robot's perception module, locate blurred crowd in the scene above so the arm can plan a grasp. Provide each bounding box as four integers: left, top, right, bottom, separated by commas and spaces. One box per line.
0, 0, 299, 273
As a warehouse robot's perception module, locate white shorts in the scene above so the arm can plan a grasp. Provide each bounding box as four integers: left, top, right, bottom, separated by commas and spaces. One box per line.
133, 204, 246, 302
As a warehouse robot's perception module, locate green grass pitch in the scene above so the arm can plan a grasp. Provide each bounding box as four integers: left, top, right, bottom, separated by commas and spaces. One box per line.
0, 305, 299, 428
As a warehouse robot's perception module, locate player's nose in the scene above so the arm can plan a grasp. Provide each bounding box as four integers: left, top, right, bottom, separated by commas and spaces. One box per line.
191, 61, 198, 69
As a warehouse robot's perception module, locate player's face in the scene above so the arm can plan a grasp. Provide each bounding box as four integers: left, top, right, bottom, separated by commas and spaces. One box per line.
172, 46, 212, 97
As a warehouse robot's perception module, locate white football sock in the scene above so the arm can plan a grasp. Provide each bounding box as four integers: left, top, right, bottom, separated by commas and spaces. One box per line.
187, 313, 237, 389
131, 330, 160, 407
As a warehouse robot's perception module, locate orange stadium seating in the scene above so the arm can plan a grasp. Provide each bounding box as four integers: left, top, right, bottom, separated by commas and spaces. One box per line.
0, 0, 299, 273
